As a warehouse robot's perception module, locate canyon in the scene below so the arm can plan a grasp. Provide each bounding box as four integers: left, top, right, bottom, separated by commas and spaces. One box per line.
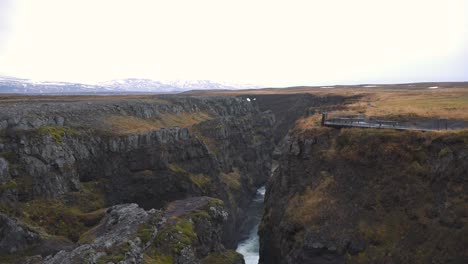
0, 86, 467, 264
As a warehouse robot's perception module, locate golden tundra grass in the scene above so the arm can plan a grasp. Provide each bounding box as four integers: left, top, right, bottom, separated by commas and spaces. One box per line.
0, 94, 170, 103
182, 83, 468, 120
347, 89, 468, 120
293, 87, 468, 132
104, 112, 213, 134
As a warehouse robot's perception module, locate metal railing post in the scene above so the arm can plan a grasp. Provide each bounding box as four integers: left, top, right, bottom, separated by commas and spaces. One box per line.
321, 112, 328, 126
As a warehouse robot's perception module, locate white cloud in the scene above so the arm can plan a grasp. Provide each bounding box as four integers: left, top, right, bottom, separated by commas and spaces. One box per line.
0, 0, 467, 86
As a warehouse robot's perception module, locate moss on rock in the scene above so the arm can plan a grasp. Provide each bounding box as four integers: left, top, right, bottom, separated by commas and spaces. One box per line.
0, 180, 17, 191
143, 251, 174, 264
201, 250, 244, 264
154, 219, 197, 255
168, 163, 212, 192
36, 126, 79, 144
96, 242, 131, 264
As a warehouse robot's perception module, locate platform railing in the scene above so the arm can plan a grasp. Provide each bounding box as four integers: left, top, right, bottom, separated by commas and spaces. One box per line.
321, 113, 449, 131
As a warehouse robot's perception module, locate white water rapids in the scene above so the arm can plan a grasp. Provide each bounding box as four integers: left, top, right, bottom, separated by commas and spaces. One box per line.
236, 186, 266, 264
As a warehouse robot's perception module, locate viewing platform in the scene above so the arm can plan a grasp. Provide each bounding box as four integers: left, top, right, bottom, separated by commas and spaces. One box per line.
321, 113, 451, 132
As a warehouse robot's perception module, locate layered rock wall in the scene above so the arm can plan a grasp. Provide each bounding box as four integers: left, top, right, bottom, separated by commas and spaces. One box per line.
260, 127, 468, 264
0, 96, 274, 262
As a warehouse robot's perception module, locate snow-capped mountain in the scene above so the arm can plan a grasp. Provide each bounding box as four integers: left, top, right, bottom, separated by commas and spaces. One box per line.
101, 79, 257, 92
0, 76, 108, 94
0, 76, 258, 94
165, 80, 244, 91
100, 78, 179, 93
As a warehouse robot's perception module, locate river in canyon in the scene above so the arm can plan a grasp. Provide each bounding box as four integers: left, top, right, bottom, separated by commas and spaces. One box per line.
236, 186, 266, 264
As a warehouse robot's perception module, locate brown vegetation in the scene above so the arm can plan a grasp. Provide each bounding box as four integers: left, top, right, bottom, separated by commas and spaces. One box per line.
0, 94, 168, 103
103, 112, 213, 134
1, 181, 107, 243
285, 173, 335, 228
345, 90, 468, 120
281, 128, 468, 263
221, 168, 242, 190
185, 83, 468, 122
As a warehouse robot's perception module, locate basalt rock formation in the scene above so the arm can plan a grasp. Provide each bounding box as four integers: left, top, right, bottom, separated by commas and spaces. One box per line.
260, 126, 468, 264
237, 93, 351, 144
4, 92, 462, 264
43, 197, 243, 264
0, 95, 273, 263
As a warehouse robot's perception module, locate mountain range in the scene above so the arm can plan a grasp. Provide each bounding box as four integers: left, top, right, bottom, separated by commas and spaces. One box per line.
0, 76, 258, 94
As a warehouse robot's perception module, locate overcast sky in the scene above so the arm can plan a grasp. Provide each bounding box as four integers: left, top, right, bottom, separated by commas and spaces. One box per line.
0, 0, 467, 86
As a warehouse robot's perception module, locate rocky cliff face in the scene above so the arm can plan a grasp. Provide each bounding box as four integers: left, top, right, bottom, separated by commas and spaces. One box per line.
10, 197, 244, 264
237, 94, 350, 144
260, 126, 468, 264
0, 95, 273, 262
43, 197, 243, 264
8, 92, 462, 264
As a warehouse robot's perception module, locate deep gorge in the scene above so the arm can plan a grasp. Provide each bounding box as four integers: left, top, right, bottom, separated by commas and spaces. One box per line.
0, 94, 466, 264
